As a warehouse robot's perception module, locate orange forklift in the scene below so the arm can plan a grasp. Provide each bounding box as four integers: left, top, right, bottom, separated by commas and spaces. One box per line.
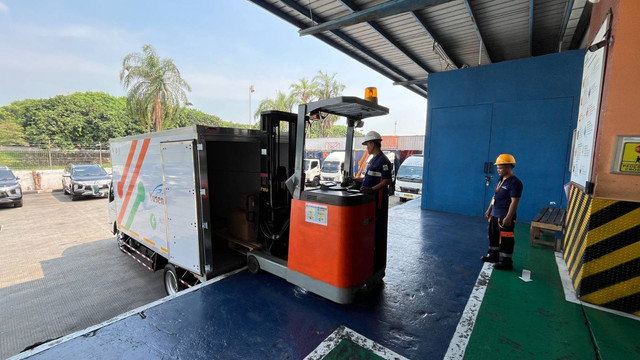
248, 91, 389, 304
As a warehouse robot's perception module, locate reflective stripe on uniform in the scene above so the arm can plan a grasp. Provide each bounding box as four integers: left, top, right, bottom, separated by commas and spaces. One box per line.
489, 246, 499, 250
367, 170, 382, 177
500, 231, 514, 237
499, 252, 513, 258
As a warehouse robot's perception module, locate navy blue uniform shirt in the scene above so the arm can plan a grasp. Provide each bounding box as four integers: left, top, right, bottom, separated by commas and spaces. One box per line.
490, 176, 523, 218
363, 152, 392, 196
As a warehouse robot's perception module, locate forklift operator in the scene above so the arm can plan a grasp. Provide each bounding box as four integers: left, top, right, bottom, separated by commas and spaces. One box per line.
359, 130, 392, 273
360, 131, 392, 195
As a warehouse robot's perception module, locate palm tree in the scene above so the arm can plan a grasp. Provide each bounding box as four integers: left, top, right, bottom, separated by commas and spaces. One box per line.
289, 77, 317, 104
312, 71, 345, 136
120, 44, 191, 132
254, 91, 296, 119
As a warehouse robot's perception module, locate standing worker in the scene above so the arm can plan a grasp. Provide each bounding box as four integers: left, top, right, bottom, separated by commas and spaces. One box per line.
360, 131, 392, 273
481, 154, 523, 270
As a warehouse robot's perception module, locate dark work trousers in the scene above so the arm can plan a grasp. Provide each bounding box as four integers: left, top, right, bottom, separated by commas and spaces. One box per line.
374, 192, 389, 273
488, 216, 516, 263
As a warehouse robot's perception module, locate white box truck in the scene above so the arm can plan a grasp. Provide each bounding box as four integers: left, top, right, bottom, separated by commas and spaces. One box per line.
320, 151, 345, 183
108, 125, 265, 295
395, 155, 424, 202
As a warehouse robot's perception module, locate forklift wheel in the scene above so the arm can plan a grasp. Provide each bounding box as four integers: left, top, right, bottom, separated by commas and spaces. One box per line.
247, 255, 261, 274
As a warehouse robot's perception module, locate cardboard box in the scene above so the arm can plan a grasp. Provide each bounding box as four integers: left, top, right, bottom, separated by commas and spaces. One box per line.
229, 209, 256, 242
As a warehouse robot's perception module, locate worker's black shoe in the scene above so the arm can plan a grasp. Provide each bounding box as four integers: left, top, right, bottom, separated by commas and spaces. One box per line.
481, 253, 499, 263
494, 261, 513, 270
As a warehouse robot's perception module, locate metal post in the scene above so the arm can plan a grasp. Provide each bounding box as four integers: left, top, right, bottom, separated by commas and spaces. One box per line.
249, 85, 255, 126
48, 139, 53, 170
99, 142, 103, 165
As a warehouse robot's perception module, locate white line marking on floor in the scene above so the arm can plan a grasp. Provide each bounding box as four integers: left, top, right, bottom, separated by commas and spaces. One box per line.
554, 252, 640, 322
304, 325, 409, 360
444, 262, 493, 359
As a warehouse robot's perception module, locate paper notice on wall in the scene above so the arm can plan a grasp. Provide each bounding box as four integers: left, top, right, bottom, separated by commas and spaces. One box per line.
570, 14, 610, 188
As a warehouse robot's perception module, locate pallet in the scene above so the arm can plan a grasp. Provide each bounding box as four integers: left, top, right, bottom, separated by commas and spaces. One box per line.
530, 206, 566, 251
214, 228, 261, 255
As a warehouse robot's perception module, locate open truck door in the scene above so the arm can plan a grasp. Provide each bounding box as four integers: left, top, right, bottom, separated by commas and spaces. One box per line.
161, 140, 202, 276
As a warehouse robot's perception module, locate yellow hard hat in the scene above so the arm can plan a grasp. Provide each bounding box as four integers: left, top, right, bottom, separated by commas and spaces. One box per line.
494, 154, 516, 166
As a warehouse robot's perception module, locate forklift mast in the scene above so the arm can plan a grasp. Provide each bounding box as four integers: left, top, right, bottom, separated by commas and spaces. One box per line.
258, 110, 299, 257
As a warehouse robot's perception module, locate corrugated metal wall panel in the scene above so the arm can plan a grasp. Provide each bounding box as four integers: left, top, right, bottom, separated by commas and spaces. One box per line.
305, 136, 425, 151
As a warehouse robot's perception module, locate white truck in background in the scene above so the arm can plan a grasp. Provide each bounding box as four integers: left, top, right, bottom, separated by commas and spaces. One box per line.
395, 155, 424, 202
320, 151, 345, 183
304, 158, 321, 186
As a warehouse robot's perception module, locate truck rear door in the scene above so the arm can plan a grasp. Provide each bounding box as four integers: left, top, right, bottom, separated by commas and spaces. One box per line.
161, 140, 202, 274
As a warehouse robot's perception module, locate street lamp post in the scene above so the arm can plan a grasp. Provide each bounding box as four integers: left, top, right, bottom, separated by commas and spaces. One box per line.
249, 85, 255, 126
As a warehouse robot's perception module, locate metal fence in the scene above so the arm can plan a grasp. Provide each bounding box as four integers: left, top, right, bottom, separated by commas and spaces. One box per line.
0, 146, 111, 170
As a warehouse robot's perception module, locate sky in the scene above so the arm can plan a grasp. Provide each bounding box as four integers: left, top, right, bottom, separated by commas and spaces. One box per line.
0, 1, 427, 136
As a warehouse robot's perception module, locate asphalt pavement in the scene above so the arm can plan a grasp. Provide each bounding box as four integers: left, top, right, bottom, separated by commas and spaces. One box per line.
0, 192, 165, 359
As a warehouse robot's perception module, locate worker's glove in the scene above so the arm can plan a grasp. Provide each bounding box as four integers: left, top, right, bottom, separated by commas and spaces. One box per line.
360, 187, 374, 195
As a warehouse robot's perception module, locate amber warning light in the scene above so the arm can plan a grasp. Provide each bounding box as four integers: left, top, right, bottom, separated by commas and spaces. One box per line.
364, 87, 378, 104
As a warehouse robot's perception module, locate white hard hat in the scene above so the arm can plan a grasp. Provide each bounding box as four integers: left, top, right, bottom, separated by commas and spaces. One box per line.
362, 131, 382, 145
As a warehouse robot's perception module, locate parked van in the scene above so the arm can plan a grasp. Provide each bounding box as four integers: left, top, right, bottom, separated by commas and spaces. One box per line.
304, 158, 321, 186
395, 155, 423, 201
320, 151, 345, 183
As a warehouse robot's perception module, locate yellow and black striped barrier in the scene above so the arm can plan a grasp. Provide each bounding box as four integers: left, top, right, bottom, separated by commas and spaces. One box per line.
563, 185, 640, 315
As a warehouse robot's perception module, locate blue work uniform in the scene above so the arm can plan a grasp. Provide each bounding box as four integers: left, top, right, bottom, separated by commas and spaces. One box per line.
362, 152, 392, 273
488, 175, 523, 264
362, 152, 392, 196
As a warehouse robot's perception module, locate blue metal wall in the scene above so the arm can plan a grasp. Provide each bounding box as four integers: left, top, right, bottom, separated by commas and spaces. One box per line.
421, 50, 585, 222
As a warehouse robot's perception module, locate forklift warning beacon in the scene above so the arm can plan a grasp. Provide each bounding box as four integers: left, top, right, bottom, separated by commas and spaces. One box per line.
108, 89, 389, 304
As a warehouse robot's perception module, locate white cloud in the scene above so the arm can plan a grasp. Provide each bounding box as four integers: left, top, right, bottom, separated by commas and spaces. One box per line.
0, 2, 8, 14
0, 44, 112, 75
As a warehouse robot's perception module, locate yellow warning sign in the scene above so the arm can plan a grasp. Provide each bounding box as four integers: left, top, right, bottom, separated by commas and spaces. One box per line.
619, 142, 640, 174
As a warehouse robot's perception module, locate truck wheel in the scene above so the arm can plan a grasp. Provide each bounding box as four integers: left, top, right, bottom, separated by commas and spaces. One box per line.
163, 264, 183, 295
312, 176, 320, 187
247, 255, 261, 274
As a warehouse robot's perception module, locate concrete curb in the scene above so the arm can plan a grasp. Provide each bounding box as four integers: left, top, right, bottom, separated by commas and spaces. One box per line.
23, 189, 63, 195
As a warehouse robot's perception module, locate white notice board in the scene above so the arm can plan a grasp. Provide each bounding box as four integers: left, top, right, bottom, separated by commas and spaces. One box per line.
570, 14, 610, 189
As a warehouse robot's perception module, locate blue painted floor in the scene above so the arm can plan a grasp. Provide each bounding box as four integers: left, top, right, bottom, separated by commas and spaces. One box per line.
25, 200, 489, 359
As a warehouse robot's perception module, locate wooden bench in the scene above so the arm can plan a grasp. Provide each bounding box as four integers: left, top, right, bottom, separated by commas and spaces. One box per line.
530, 206, 566, 251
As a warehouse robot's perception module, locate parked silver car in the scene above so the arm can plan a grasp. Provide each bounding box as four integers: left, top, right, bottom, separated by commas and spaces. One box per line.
0, 166, 23, 207
62, 164, 111, 200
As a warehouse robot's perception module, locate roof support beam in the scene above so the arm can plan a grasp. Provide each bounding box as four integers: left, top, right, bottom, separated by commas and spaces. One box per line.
411, 11, 458, 70
558, 0, 576, 52
248, 0, 427, 98
338, 0, 435, 73
278, 0, 427, 93
463, 0, 492, 64
393, 78, 428, 86
299, 0, 454, 37
569, 1, 592, 49
529, 0, 534, 57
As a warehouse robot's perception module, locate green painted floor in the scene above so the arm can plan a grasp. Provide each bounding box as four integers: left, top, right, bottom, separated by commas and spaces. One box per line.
464, 224, 640, 360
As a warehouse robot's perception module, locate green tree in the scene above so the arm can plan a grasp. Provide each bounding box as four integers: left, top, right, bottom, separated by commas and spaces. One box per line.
254, 91, 296, 120
170, 108, 224, 128
0, 108, 27, 145
289, 77, 317, 104
312, 71, 345, 137
120, 44, 192, 132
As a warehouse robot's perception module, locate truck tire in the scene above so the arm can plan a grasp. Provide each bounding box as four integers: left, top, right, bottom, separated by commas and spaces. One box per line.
247, 255, 261, 274
163, 264, 183, 295
312, 176, 320, 187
